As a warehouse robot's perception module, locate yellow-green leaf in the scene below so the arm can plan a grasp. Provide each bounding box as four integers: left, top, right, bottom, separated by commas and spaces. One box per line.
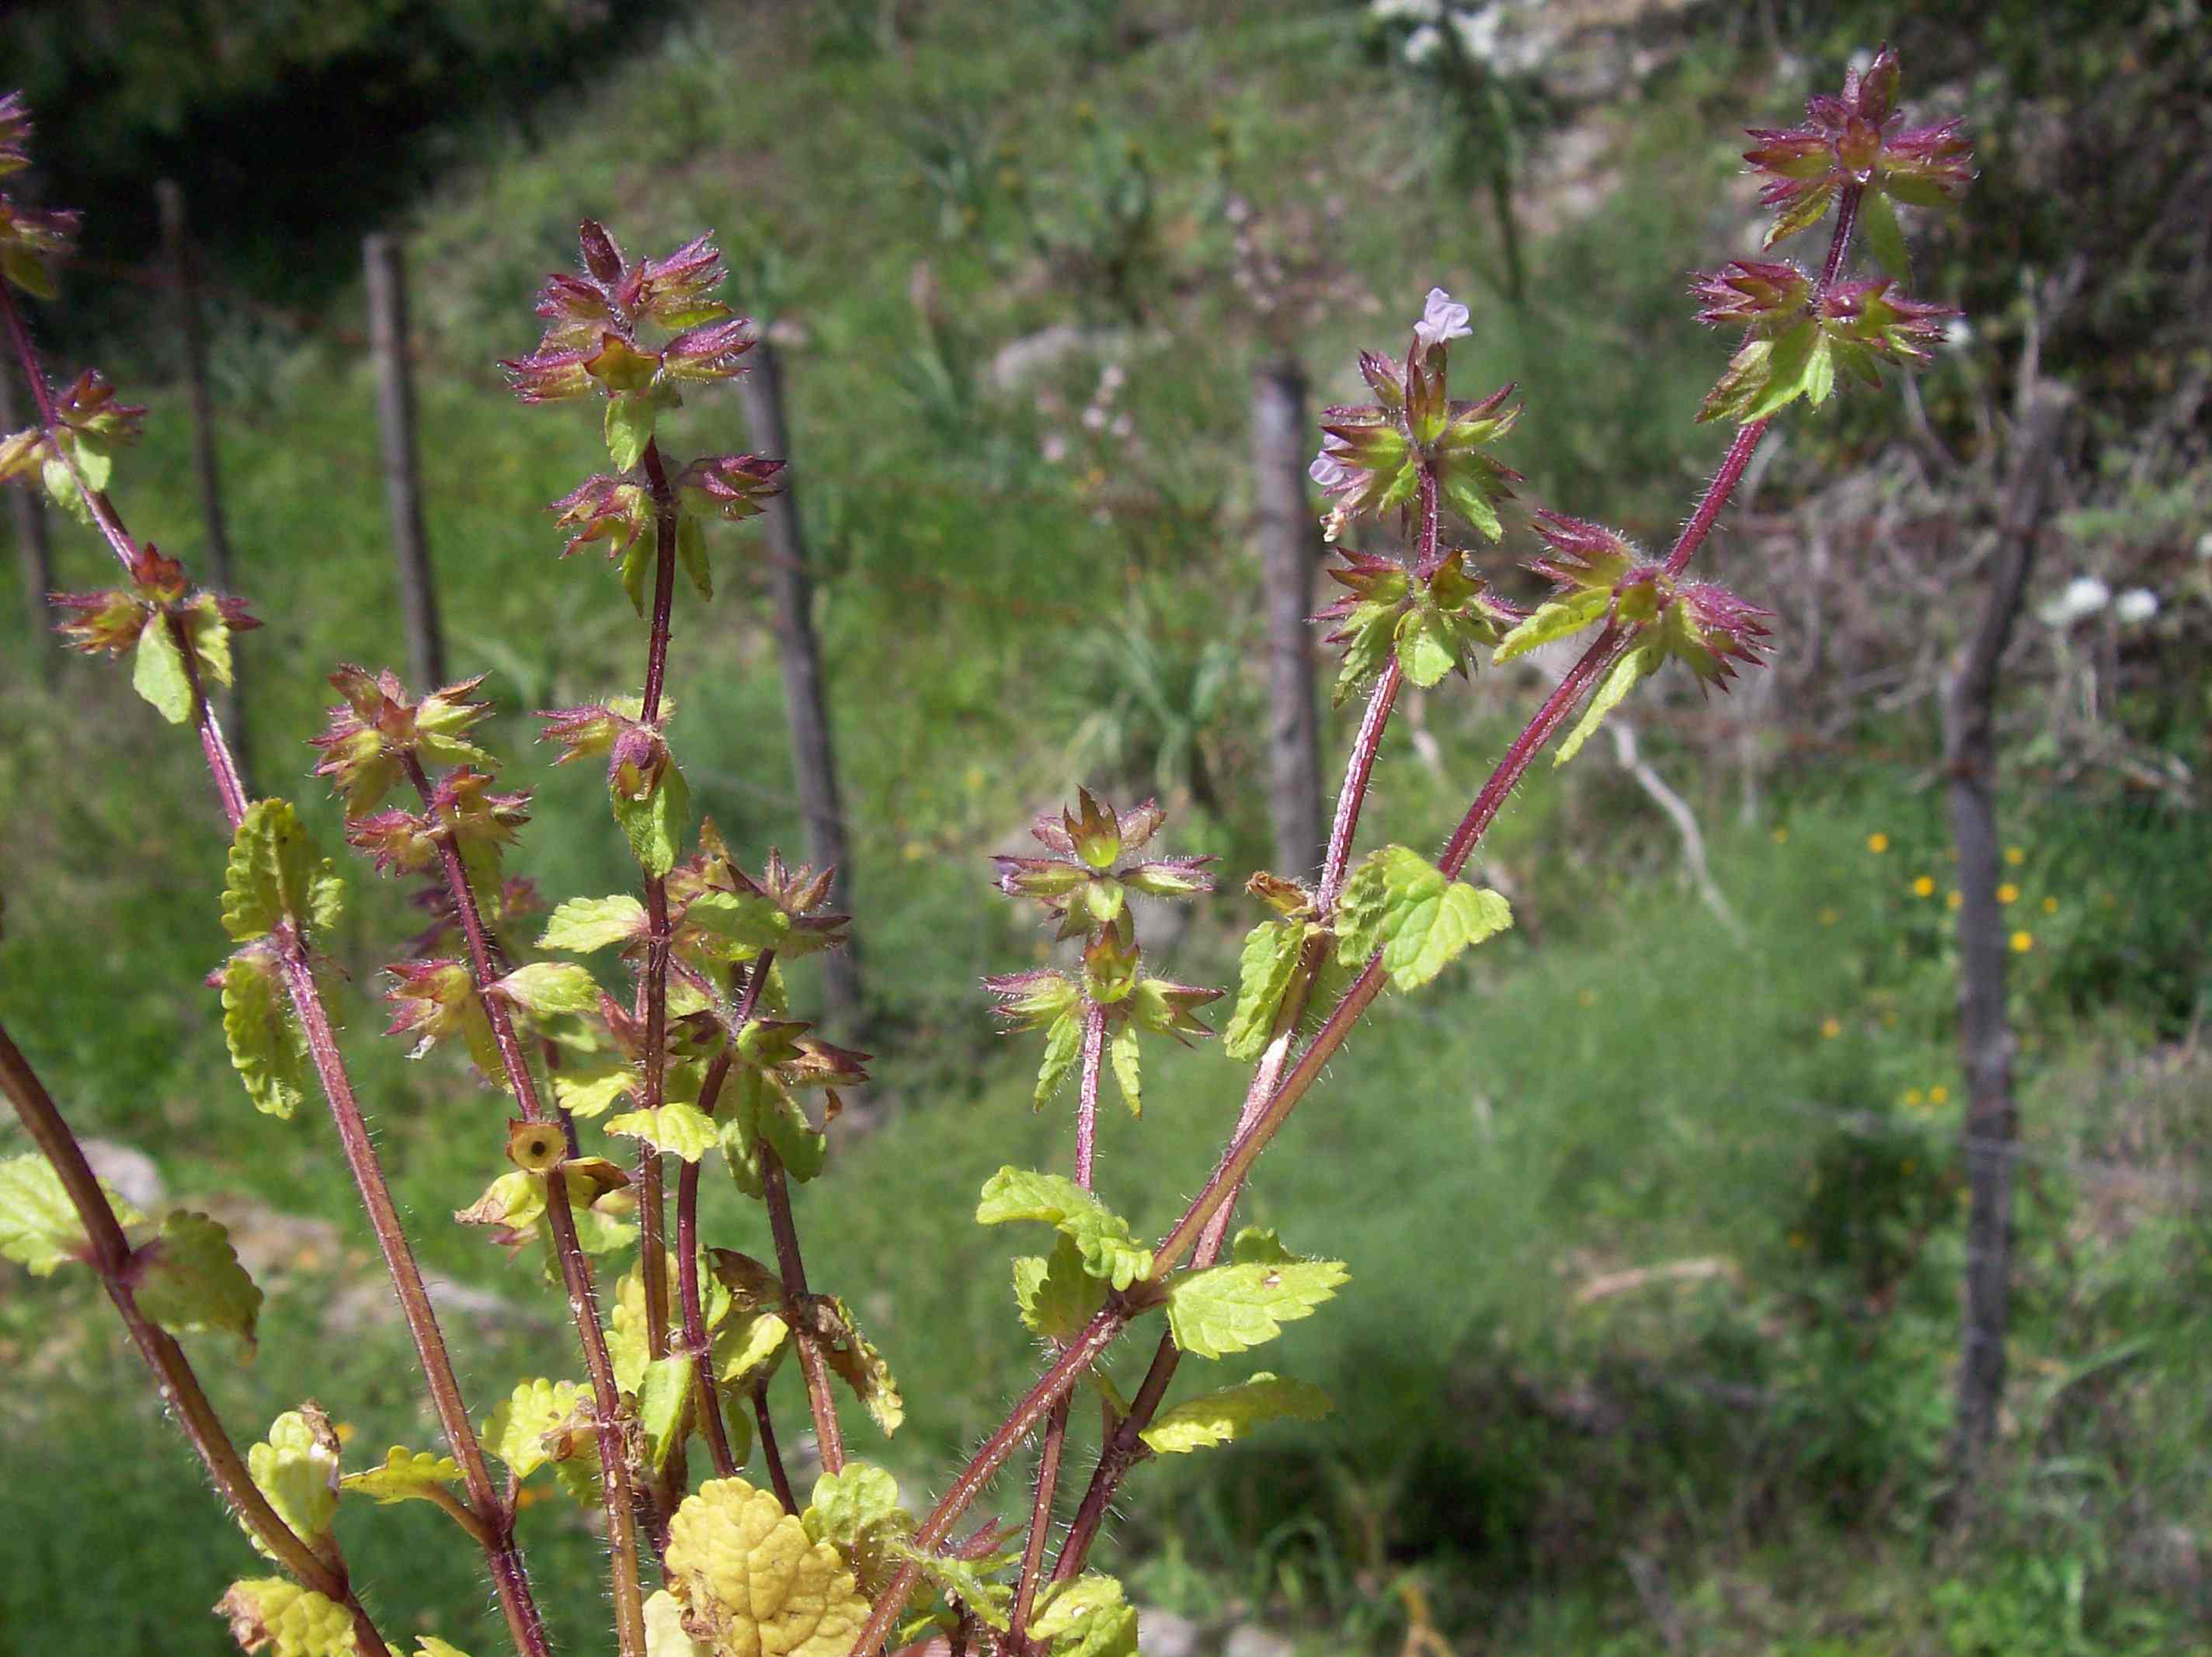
663, 1478, 875, 1657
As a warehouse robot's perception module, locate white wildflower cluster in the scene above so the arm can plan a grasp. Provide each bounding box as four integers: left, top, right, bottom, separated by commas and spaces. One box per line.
1372, 0, 1552, 77
2040, 575, 2162, 629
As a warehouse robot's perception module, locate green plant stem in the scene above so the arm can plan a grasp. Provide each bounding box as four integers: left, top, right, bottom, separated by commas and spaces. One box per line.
0, 1020, 395, 1657
402, 754, 649, 1657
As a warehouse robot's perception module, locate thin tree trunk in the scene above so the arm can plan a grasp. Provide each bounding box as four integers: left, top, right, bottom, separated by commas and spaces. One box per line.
1943, 379, 2072, 1489
364, 233, 445, 690
1250, 360, 1325, 881
158, 180, 251, 789
739, 339, 863, 1032
1, 356, 56, 679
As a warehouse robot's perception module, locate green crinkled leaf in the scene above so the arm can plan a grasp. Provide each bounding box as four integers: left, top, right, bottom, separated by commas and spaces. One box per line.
605, 389, 660, 472
605, 1100, 720, 1163
1139, 1371, 1333, 1454
644, 1589, 703, 1657
1224, 919, 1307, 1062
1744, 316, 1826, 420
188, 596, 234, 688
1108, 1022, 1141, 1117
222, 799, 345, 944
713, 1307, 790, 1387
493, 961, 600, 1016
976, 1166, 1152, 1290
614, 763, 690, 879
1165, 1251, 1348, 1360
131, 617, 194, 724
221, 952, 315, 1117
1335, 845, 1513, 991
803, 1461, 913, 1597
1031, 1575, 1138, 1657
340, 1446, 464, 1505
682, 890, 790, 955
0, 1153, 142, 1275
1438, 467, 1506, 544
1494, 592, 1608, 665
1033, 1009, 1083, 1110
554, 1067, 635, 1119
247, 1411, 339, 1555
1697, 335, 1772, 426
1330, 600, 1397, 707
136, 1211, 262, 1346
1394, 605, 1460, 689
1859, 187, 1911, 279
637, 1354, 693, 1471
540, 894, 648, 954
215, 1579, 357, 1657
719, 1069, 769, 1199
677, 512, 712, 599
1012, 1233, 1107, 1343
1556, 645, 1658, 768
482, 1378, 584, 1480
886, 1541, 1013, 1632
760, 1082, 829, 1182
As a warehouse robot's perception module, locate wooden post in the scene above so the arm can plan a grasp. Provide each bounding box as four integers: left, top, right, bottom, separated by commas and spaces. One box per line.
739, 339, 864, 1031
1250, 360, 1325, 881
364, 233, 446, 691
0, 356, 57, 679
1943, 379, 2072, 1488
157, 180, 251, 786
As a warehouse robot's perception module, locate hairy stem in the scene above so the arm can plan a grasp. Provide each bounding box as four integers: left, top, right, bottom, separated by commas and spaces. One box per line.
762, 1148, 846, 1475
634, 439, 687, 1377
404, 754, 649, 1657
1010, 996, 1106, 1639
1317, 662, 1402, 911
850, 1310, 1127, 1657
752, 1382, 798, 1513
3, 283, 553, 1655
0, 1021, 395, 1657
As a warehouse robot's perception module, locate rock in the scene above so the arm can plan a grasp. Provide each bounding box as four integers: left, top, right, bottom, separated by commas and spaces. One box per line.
79, 1140, 165, 1213
1136, 1607, 1199, 1657
989, 324, 1089, 392
323, 1270, 531, 1337
190, 1195, 340, 1277
1225, 1624, 1293, 1657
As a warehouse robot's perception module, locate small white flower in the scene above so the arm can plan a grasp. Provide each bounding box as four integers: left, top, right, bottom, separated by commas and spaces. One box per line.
1403, 23, 1442, 64
1370, 0, 1442, 21
1942, 317, 1974, 352
1450, 5, 1504, 63
1414, 286, 1471, 349
1109, 412, 1134, 439
1040, 433, 1069, 465
1099, 363, 1126, 395
2195, 530, 2212, 561
2039, 575, 2110, 628
2114, 587, 2159, 626
1081, 406, 1108, 432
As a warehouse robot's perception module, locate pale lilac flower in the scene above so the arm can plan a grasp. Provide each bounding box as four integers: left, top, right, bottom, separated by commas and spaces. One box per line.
1309, 452, 1356, 492
1403, 23, 1443, 64
1414, 286, 1472, 350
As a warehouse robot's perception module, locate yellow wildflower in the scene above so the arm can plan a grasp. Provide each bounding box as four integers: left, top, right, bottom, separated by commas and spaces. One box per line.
1911, 875, 1936, 898
1867, 832, 1890, 853
1929, 1086, 1949, 1106
2010, 930, 2034, 953
2005, 846, 2026, 866
2041, 895, 2058, 914
1820, 1016, 1842, 1039
1998, 882, 2020, 904
1946, 890, 1963, 910
1903, 1088, 1925, 1107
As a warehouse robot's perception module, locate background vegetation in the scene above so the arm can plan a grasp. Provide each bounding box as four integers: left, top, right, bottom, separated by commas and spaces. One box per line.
2, 2, 2207, 1653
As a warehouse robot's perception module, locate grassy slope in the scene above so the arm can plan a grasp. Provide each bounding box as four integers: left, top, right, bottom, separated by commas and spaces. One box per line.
2, 3, 2207, 1654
